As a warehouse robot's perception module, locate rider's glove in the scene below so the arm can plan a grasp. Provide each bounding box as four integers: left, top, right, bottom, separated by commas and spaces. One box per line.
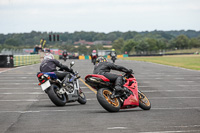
69, 68, 75, 74
127, 69, 133, 74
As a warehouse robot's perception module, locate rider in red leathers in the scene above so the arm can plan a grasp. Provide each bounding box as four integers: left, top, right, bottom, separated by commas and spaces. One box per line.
90, 50, 98, 65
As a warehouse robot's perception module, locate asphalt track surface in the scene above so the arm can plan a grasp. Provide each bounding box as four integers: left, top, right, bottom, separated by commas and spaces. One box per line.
0, 59, 200, 133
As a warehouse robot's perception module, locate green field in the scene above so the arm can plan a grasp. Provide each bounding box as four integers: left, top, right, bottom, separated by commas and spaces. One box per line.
124, 55, 200, 70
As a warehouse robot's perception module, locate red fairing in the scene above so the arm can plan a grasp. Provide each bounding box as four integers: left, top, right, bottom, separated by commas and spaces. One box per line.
121, 77, 139, 108
85, 74, 110, 82
92, 55, 97, 59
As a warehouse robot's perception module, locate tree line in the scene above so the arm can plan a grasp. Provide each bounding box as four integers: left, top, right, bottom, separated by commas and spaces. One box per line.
0, 30, 200, 55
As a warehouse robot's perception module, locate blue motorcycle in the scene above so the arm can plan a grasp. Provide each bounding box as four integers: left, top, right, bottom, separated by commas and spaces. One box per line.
37, 61, 87, 106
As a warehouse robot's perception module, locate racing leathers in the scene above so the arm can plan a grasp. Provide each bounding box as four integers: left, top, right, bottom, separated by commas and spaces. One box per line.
40, 59, 74, 80
93, 61, 132, 92
109, 51, 117, 58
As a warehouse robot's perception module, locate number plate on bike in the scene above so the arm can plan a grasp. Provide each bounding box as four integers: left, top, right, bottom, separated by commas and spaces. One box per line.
41, 80, 51, 91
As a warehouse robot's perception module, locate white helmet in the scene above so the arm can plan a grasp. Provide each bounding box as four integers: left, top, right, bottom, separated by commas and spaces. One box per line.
44, 53, 54, 60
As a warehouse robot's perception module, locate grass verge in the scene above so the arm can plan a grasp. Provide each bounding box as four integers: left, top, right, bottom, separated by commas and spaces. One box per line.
124, 55, 200, 70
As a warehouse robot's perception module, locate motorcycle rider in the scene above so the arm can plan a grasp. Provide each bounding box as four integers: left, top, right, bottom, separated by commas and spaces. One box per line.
62, 50, 68, 58
40, 53, 74, 81
90, 50, 98, 62
93, 56, 133, 93
109, 49, 117, 58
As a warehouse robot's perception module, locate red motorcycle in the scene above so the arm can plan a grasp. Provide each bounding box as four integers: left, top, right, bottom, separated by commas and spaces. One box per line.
85, 72, 151, 112
91, 53, 97, 65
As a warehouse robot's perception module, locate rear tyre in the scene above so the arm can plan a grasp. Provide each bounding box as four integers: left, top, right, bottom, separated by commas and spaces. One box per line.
46, 84, 67, 106
112, 58, 115, 63
78, 89, 87, 104
138, 90, 151, 110
97, 88, 121, 112
92, 59, 96, 65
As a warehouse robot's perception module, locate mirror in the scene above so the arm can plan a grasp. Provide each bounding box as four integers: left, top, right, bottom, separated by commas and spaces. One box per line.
70, 61, 75, 68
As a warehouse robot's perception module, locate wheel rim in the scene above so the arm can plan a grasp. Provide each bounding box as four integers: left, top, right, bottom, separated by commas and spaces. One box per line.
79, 92, 85, 99
138, 92, 150, 106
103, 90, 119, 107
53, 86, 65, 100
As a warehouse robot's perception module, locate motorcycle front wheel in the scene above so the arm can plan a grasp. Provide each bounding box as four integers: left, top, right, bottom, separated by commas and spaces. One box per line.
46, 84, 67, 106
138, 90, 151, 110
78, 89, 87, 104
97, 88, 121, 112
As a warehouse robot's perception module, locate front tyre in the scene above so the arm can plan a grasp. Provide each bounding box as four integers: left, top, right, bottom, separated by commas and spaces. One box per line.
78, 89, 87, 104
46, 84, 67, 106
97, 88, 121, 112
92, 59, 96, 65
138, 90, 151, 110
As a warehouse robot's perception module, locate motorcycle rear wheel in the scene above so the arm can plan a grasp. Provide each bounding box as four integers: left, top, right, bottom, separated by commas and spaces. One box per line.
97, 88, 121, 112
46, 84, 67, 106
92, 59, 96, 65
138, 90, 151, 110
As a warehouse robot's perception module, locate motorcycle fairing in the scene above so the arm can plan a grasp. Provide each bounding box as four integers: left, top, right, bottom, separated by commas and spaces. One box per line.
121, 78, 139, 108
85, 74, 110, 82
40, 72, 58, 79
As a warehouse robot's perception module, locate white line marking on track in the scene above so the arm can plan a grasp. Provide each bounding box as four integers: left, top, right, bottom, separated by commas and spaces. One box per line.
152, 107, 200, 110
0, 64, 39, 74
150, 97, 200, 99
1, 107, 200, 113
174, 78, 185, 79
169, 125, 200, 128
0, 91, 94, 95
0, 98, 96, 102
142, 90, 200, 92
0, 99, 39, 102
177, 85, 200, 87
107, 127, 128, 130
0, 83, 38, 84
0, 92, 44, 95
139, 130, 200, 133
0, 88, 40, 90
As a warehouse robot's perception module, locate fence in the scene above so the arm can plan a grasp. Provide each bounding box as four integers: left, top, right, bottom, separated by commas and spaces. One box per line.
13, 53, 59, 67
14, 55, 40, 67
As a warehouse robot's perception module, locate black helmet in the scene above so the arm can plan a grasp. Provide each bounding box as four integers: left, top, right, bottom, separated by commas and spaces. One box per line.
96, 56, 108, 63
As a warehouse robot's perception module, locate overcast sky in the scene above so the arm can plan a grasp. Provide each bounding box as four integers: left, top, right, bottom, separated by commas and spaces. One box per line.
0, 0, 200, 34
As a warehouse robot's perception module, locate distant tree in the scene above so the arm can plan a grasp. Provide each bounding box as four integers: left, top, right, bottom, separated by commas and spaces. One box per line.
5, 38, 22, 46
146, 38, 158, 53
106, 33, 117, 41
77, 45, 88, 55
122, 31, 138, 40
172, 35, 190, 49
189, 38, 200, 48
112, 38, 124, 53
122, 39, 137, 54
